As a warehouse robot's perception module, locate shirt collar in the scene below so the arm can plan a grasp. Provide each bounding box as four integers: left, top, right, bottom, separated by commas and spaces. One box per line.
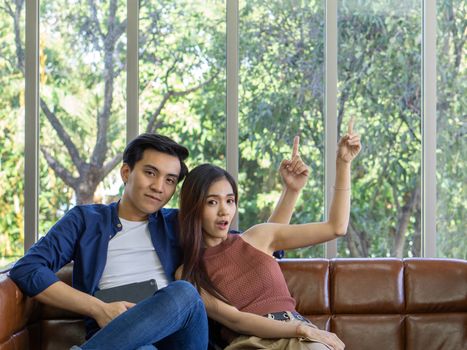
111, 199, 160, 224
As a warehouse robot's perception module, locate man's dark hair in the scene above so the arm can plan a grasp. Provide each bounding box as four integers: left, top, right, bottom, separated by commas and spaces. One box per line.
123, 133, 189, 182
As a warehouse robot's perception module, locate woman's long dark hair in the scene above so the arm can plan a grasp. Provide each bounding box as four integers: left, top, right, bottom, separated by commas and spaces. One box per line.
179, 164, 238, 300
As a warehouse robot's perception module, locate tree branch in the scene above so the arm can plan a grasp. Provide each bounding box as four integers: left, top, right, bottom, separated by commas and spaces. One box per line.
40, 147, 78, 189
391, 181, 420, 257
91, 0, 128, 167
114, 18, 127, 42
87, 0, 104, 41
100, 152, 123, 181
347, 221, 369, 257
5, 0, 25, 73
163, 55, 181, 88
146, 92, 172, 133
40, 98, 84, 170
1, 1, 13, 17
91, 74, 112, 167
447, 2, 465, 71
172, 71, 219, 98
146, 71, 220, 133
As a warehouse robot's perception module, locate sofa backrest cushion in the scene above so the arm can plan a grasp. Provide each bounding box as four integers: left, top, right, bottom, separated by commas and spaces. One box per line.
2, 258, 466, 350
279, 258, 467, 350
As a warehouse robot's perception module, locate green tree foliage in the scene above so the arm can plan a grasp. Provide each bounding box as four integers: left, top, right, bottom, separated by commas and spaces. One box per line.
0, 0, 25, 261
138, 0, 226, 167
238, 0, 325, 257
436, 0, 466, 259
0, 0, 464, 261
137, 0, 227, 207
337, 1, 423, 257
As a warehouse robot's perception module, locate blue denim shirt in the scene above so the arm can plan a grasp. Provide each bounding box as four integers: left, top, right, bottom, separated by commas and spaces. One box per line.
9, 202, 181, 297
9, 202, 181, 338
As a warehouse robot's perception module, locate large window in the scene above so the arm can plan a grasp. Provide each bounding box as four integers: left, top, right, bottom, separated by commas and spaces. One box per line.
337, 0, 422, 257
0, 1, 25, 265
239, 0, 325, 257
139, 0, 226, 206
436, 0, 466, 259
0, 1, 465, 266
39, 0, 126, 238
38, 1, 127, 237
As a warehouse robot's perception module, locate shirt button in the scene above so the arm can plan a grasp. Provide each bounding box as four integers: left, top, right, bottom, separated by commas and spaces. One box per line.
117, 223, 122, 228
109, 235, 112, 239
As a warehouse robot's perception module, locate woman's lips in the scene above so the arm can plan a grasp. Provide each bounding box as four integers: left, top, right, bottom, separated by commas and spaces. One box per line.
216, 220, 229, 229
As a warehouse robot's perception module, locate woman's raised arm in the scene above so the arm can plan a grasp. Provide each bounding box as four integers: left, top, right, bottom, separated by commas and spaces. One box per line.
243, 117, 361, 254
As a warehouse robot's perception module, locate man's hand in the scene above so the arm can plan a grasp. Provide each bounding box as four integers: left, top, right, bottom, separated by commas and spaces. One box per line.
297, 322, 345, 350
279, 136, 310, 192
93, 300, 135, 328
337, 117, 361, 163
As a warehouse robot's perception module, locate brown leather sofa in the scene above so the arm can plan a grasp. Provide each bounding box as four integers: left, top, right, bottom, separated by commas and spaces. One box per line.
1, 258, 466, 350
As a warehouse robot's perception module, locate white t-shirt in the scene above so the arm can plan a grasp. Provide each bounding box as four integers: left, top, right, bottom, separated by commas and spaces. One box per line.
98, 218, 169, 290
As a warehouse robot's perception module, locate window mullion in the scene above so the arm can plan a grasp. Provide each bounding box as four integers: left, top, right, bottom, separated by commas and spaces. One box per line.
226, 0, 239, 230
422, 0, 437, 257
325, 0, 338, 258
24, 0, 40, 250
127, 0, 139, 142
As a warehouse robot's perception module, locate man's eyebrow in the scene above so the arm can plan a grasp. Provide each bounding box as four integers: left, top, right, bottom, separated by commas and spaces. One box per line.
143, 165, 179, 179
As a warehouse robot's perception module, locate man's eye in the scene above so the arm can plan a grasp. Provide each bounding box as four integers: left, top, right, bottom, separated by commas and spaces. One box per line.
145, 171, 155, 176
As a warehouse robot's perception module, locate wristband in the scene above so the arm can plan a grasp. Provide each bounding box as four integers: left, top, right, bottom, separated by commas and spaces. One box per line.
333, 186, 350, 191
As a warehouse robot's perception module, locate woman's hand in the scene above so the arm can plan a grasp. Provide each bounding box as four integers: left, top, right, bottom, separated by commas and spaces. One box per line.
279, 135, 310, 192
297, 322, 345, 350
337, 117, 361, 163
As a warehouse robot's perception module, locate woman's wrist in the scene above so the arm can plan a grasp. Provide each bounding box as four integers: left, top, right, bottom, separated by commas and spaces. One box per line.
295, 322, 308, 337
336, 157, 352, 166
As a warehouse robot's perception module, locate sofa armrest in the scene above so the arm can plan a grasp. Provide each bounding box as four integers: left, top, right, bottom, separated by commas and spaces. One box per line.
0, 271, 40, 346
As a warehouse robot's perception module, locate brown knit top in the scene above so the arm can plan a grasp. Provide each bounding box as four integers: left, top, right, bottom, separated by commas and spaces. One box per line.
202, 234, 296, 315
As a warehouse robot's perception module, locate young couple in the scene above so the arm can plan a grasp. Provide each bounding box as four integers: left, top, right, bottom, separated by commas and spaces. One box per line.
10, 119, 360, 350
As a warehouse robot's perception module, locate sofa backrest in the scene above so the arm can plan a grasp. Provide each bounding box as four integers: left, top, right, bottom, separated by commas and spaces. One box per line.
1, 258, 466, 350
280, 258, 467, 350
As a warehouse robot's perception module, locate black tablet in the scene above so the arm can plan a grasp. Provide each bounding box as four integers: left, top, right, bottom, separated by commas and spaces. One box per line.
94, 279, 158, 304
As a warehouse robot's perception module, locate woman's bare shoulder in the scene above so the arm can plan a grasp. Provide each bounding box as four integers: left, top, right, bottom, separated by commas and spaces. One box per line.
241, 223, 278, 254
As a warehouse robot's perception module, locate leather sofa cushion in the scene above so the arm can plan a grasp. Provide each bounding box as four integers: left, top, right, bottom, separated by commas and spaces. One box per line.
405, 313, 467, 350
40, 320, 86, 350
405, 259, 467, 313
332, 259, 404, 314
280, 259, 330, 315
332, 315, 404, 350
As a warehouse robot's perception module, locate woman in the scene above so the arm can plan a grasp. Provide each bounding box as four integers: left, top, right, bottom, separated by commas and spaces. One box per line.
177, 120, 360, 350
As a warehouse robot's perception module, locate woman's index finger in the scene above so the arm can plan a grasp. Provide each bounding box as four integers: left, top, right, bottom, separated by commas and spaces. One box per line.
292, 135, 300, 157
348, 116, 355, 134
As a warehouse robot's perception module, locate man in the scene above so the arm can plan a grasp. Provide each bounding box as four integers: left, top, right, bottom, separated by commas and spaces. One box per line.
10, 133, 308, 349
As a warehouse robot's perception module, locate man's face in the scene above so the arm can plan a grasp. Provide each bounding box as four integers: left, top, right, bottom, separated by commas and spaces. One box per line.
119, 149, 181, 221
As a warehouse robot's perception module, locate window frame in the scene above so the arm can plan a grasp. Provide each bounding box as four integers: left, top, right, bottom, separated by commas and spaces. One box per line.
23, 0, 437, 258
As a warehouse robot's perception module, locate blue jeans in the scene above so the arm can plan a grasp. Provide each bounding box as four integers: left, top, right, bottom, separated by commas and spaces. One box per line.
72, 281, 208, 350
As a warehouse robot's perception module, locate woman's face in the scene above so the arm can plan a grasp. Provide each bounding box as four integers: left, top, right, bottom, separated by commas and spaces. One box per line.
201, 178, 237, 247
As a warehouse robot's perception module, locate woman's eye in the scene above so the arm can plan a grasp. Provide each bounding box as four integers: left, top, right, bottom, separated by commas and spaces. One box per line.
207, 200, 217, 205
227, 198, 235, 204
